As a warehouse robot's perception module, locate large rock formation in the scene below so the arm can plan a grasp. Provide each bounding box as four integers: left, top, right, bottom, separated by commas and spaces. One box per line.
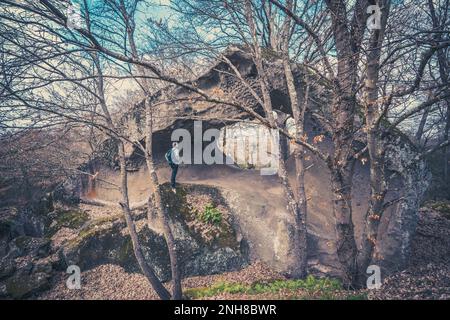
61, 183, 248, 281
64, 46, 430, 280
0, 183, 248, 298
0, 198, 63, 299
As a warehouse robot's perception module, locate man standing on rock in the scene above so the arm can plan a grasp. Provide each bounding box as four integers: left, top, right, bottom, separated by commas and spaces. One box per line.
165, 142, 180, 193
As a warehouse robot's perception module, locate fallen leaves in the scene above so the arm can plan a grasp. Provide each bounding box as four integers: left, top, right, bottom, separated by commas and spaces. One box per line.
313, 134, 325, 144
38, 262, 282, 300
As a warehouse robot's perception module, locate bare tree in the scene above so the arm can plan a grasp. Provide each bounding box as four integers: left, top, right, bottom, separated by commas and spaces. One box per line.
0, 2, 172, 299
103, 0, 182, 299
2, 0, 449, 290
270, 0, 450, 285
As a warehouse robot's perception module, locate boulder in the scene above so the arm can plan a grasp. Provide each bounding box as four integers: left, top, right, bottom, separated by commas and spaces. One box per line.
0, 257, 15, 280
374, 134, 432, 275
0, 252, 55, 299
60, 46, 430, 279
0, 207, 25, 245
61, 184, 248, 281
0, 199, 57, 299
121, 47, 429, 278
9, 236, 51, 258
4, 270, 51, 299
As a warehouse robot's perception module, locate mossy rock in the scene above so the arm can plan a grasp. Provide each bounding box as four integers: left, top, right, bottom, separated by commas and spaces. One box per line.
0, 258, 15, 280
115, 236, 134, 263
10, 236, 50, 258
74, 214, 123, 245
0, 219, 13, 238
159, 182, 240, 250
426, 201, 450, 219
60, 183, 247, 281
5, 271, 50, 299
13, 235, 33, 251
61, 213, 173, 279
47, 208, 90, 237
0, 207, 21, 239
65, 214, 124, 251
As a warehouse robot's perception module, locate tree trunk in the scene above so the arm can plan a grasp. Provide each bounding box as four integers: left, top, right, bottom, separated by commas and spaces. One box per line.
280, 1, 308, 277
330, 166, 357, 285
329, 94, 359, 286
118, 2, 183, 297
144, 100, 182, 300
324, 0, 367, 285
357, 133, 386, 283
357, 0, 390, 285
91, 51, 171, 300
415, 104, 430, 144
117, 140, 171, 300
445, 108, 450, 183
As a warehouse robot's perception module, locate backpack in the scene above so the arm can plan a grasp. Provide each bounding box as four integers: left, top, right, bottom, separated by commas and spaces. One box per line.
165, 149, 173, 165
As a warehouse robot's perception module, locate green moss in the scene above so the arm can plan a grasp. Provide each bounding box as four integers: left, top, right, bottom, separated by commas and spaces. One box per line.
77, 216, 120, 239
184, 275, 349, 299
47, 208, 90, 237
427, 200, 450, 219
59, 211, 88, 228
6, 277, 30, 299
6, 272, 49, 299
84, 214, 124, 229
159, 183, 239, 250
116, 236, 134, 263
13, 236, 32, 251
67, 214, 123, 248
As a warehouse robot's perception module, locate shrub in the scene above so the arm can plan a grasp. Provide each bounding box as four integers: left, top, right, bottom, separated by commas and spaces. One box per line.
198, 204, 222, 225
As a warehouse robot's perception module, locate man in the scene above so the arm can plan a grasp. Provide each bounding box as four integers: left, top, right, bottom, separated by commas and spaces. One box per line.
165, 142, 180, 193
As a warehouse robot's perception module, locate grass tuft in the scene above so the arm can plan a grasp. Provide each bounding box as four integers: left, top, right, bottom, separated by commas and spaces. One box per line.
184, 276, 365, 300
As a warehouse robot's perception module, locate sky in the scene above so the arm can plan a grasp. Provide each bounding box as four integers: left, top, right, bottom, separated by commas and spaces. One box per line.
66, 0, 179, 106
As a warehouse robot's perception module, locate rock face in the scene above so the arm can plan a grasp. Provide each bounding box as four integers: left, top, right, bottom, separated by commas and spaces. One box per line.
61, 183, 248, 282
0, 199, 62, 299
0, 183, 248, 298
217, 122, 281, 172
375, 135, 432, 275
62, 46, 430, 279
409, 206, 450, 267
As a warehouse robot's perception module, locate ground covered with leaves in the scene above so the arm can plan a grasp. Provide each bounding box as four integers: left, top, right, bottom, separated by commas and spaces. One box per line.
35, 202, 450, 300
369, 264, 450, 300
38, 262, 366, 300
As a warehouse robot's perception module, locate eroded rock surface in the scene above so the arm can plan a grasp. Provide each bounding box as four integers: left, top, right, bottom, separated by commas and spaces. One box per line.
0, 199, 62, 299
61, 183, 248, 282
56, 46, 430, 279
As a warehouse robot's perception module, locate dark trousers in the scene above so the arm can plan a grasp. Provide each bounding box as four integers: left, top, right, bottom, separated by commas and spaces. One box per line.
170, 164, 178, 188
